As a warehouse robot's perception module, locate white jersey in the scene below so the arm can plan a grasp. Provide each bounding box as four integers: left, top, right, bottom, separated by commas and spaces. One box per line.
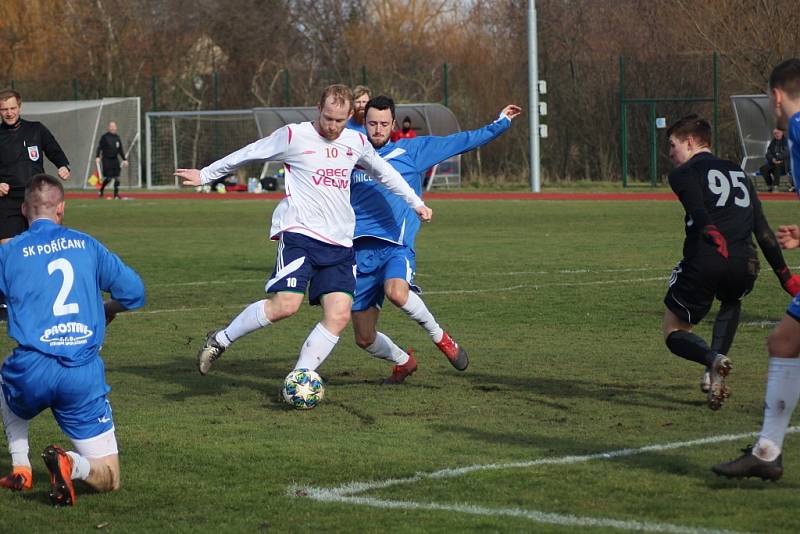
200, 122, 424, 247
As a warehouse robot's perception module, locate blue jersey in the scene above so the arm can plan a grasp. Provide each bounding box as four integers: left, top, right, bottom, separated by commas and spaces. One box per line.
351, 115, 511, 248
0, 219, 145, 366
788, 111, 800, 193
346, 118, 367, 134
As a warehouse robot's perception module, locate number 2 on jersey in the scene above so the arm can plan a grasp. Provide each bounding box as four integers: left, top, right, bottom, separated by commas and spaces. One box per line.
707, 169, 750, 208
48, 258, 79, 316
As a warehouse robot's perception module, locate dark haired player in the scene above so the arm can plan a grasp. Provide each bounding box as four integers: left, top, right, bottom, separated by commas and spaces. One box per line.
713, 58, 800, 480
662, 114, 800, 410
350, 95, 521, 383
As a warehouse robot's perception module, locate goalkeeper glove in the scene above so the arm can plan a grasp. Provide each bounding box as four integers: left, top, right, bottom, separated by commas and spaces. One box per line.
702, 224, 728, 259
776, 266, 800, 297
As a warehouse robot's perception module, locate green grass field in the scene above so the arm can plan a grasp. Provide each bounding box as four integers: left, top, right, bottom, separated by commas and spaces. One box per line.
1, 196, 799, 533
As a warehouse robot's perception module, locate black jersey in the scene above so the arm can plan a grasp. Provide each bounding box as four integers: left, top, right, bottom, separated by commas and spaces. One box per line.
669, 152, 759, 260
0, 119, 69, 201
96, 132, 125, 161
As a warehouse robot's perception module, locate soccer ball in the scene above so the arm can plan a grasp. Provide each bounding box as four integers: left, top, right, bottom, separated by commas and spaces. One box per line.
282, 369, 325, 410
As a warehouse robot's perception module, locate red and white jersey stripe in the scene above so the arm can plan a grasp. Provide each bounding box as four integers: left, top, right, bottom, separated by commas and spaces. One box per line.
200, 122, 423, 247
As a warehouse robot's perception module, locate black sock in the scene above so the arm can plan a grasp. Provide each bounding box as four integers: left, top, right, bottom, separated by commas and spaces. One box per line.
711, 301, 741, 356
666, 330, 716, 367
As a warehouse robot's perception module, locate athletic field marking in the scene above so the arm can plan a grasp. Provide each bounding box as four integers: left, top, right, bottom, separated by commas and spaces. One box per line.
148, 266, 672, 288
742, 320, 780, 328
291, 427, 799, 533
131, 276, 669, 316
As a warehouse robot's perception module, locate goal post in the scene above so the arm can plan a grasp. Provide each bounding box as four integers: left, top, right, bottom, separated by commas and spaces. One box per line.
23, 97, 141, 189
146, 110, 263, 188
145, 103, 463, 190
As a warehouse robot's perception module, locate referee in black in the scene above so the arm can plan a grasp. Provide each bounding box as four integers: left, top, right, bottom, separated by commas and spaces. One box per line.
95, 121, 128, 199
0, 89, 70, 319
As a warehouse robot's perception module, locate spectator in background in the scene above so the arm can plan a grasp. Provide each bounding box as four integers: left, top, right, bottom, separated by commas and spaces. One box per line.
346, 85, 371, 134
95, 121, 128, 199
391, 116, 417, 142
760, 128, 789, 192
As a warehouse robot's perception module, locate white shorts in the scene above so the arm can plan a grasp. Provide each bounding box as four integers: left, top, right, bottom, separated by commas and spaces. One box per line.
72, 427, 119, 458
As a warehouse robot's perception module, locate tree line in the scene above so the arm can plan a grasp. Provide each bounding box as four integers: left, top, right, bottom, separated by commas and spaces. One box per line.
2, 0, 799, 184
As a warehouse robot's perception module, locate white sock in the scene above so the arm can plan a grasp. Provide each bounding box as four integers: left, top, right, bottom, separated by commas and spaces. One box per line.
216, 300, 270, 348
1, 393, 30, 468
294, 323, 339, 372
66, 451, 91, 480
401, 292, 443, 343
365, 332, 410, 365
754, 357, 800, 461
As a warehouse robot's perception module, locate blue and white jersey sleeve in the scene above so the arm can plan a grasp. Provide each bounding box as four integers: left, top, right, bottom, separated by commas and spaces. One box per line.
405, 114, 511, 173
788, 112, 800, 194
200, 126, 290, 184
351, 114, 512, 248
0, 220, 145, 366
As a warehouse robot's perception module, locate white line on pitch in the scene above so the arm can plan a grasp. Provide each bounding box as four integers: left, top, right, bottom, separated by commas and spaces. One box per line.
128, 276, 669, 316
147, 266, 673, 288
742, 320, 779, 328
423, 276, 667, 295
292, 427, 799, 533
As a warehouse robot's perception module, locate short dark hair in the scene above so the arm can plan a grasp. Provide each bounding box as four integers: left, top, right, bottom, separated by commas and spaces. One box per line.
0, 89, 21, 103
364, 95, 396, 121
770, 58, 800, 99
25, 173, 64, 204
666, 114, 712, 148
402, 116, 411, 124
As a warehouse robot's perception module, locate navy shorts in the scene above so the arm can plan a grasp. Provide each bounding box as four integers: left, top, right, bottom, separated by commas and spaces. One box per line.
664, 255, 758, 324
1, 350, 114, 440
352, 239, 419, 312
265, 232, 356, 305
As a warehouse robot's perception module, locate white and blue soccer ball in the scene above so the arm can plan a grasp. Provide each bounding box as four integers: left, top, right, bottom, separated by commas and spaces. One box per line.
282, 369, 325, 410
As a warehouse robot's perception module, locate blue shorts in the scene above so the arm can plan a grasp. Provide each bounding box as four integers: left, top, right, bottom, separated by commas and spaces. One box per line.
787, 293, 800, 322
1, 349, 114, 440
266, 232, 356, 305
352, 239, 419, 312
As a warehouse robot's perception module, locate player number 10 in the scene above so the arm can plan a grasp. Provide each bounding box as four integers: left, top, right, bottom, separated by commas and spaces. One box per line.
707, 169, 750, 208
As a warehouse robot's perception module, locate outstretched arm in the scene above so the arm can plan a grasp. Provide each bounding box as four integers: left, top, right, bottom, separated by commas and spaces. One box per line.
411, 104, 522, 172
176, 127, 289, 186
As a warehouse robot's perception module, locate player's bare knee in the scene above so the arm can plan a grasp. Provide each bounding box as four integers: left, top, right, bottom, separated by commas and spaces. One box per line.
354, 330, 376, 349
767, 329, 796, 357
386, 287, 408, 307
327, 309, 351, 333
267, 297, 302, 321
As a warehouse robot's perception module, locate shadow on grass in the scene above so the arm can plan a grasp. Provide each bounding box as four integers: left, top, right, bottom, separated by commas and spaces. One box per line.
464, 371, 700, 411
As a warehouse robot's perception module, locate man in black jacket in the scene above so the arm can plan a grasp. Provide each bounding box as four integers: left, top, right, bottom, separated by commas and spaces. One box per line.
0, 89, 70, 241
95, 121, 127, 199
759, 128, 789, 192
0, 89, 70, 320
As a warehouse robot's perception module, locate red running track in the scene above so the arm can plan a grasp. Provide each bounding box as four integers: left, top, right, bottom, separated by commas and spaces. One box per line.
73, 191, 800, 201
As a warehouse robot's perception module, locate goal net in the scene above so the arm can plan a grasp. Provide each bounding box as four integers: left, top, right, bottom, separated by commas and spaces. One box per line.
146, 110, 266, 188
146, 104, 464, 190
24, 97, 141, 189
